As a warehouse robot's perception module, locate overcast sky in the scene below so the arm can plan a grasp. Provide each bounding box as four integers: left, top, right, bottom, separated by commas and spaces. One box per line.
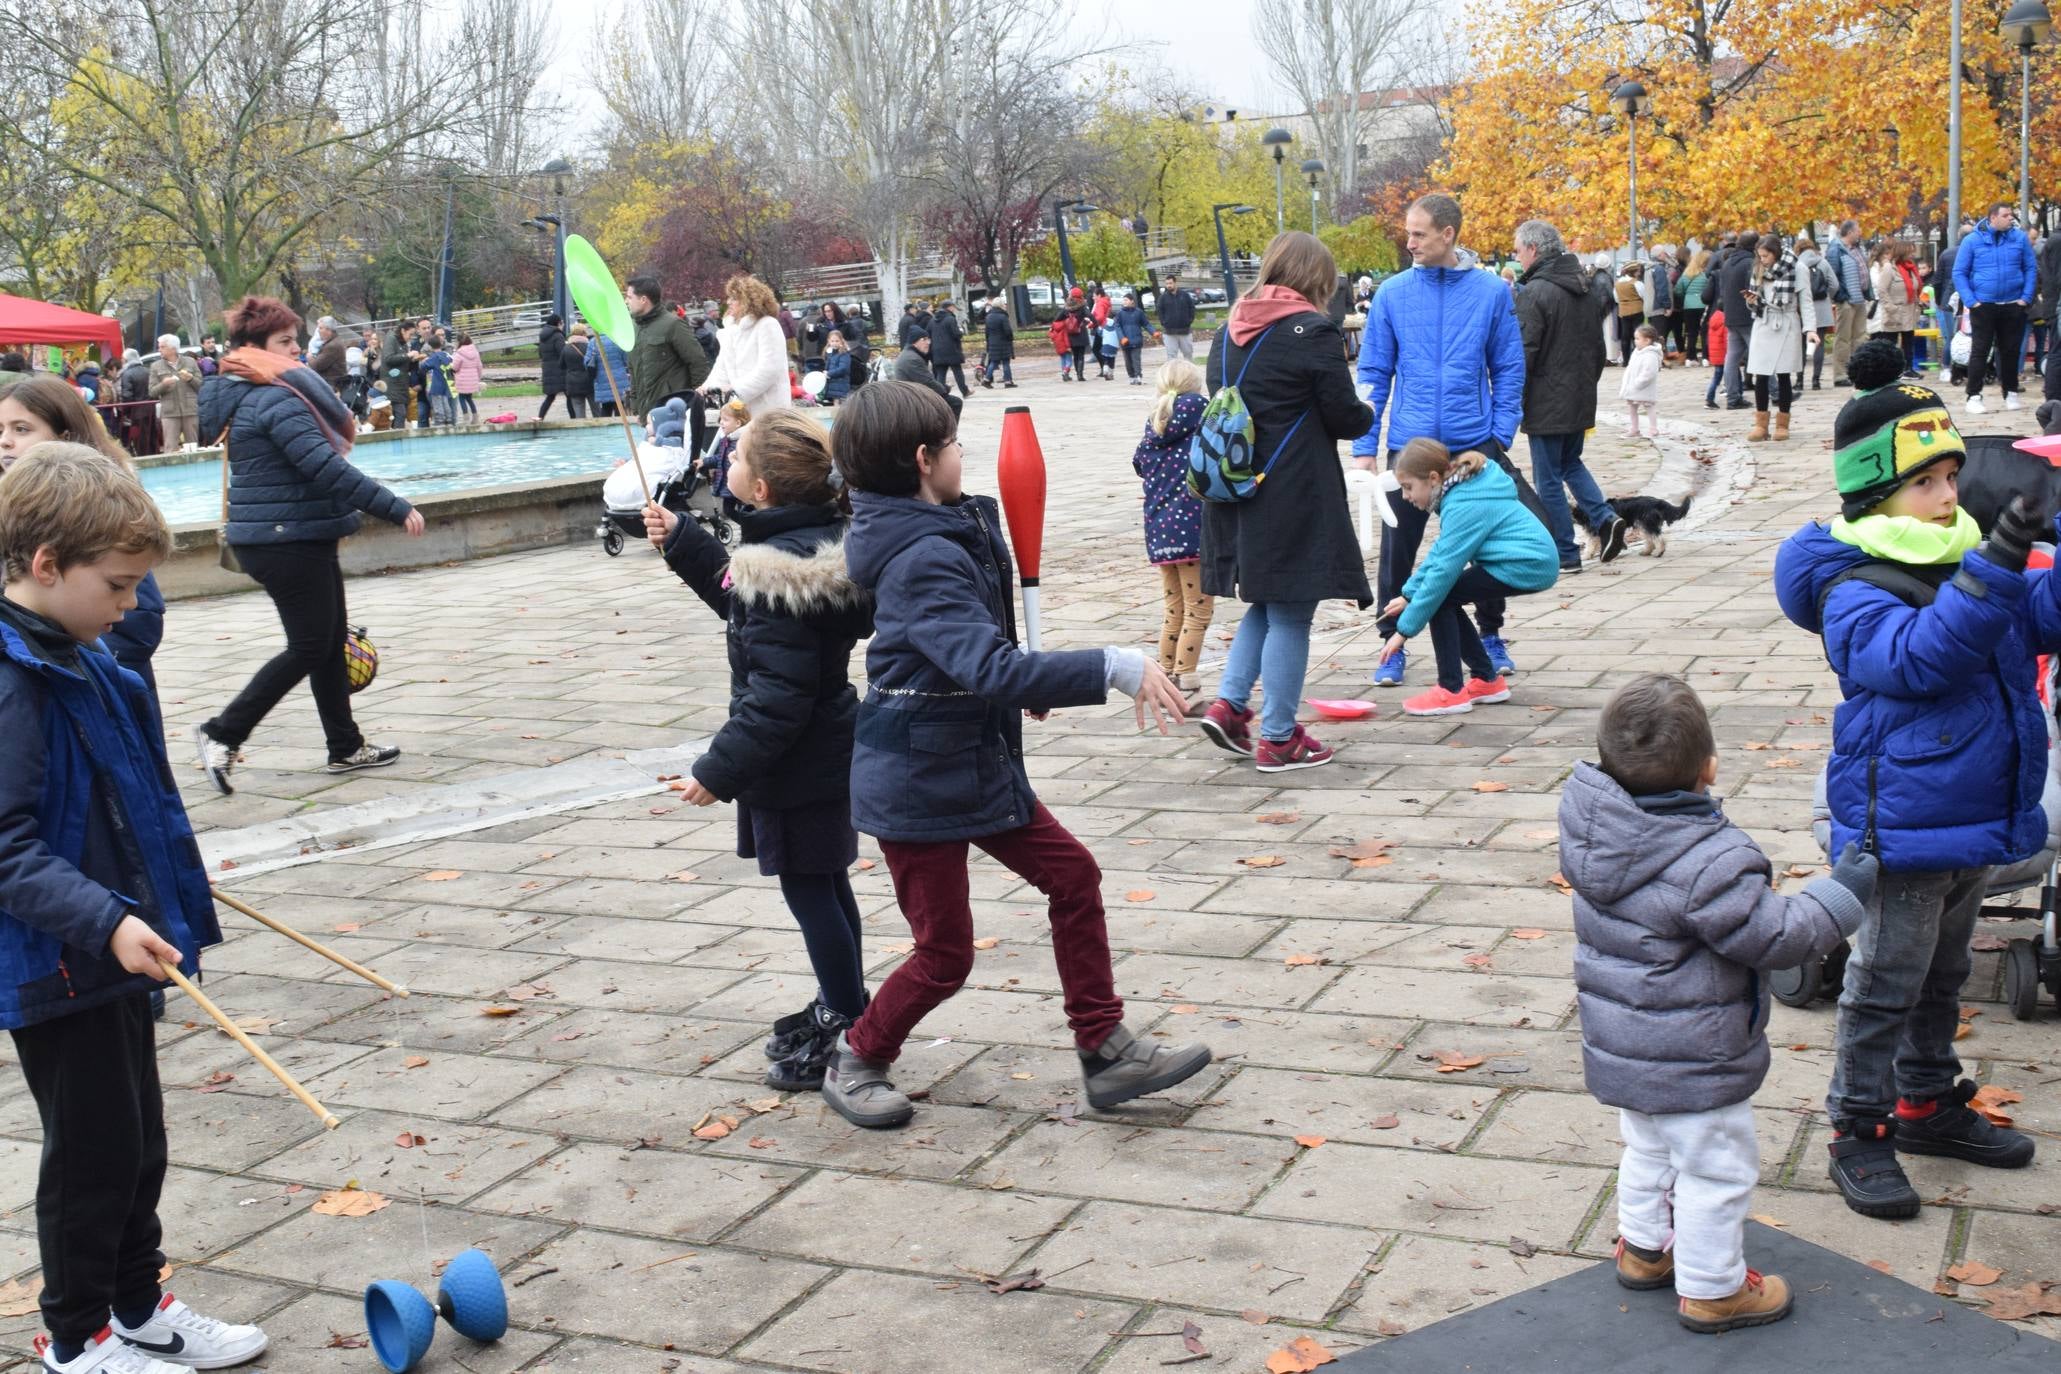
1077, 0, 1288, 116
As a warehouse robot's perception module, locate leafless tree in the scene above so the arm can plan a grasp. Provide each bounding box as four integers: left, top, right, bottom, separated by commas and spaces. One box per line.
595, 0, 727, 154
1253, 0, 1435, 223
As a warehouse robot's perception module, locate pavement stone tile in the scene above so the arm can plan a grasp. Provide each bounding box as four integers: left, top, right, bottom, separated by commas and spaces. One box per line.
208, 1201, 563, 1292
509, 913, 738, 963
740, 1269, 1134, 1374
1197, 876, 1435, 920
1471, 1088, 1804, 1183
1114, 952, 1344, 1010
971, 1118, 1296, 1211
347, 899, 567, 948
247, 1290, 559, 1371
156, 1166, 313, 1261
698, 1096, 1025, 1182
250, 1108, 558, 1203
308, 990, 574, 1054
1025, 1201, 1379, 1323
1090, 1312, 1366, 1374
472, 1142, 806, 1241
1312, 965, 1575, 1027
1163, 1008, 1415, 1076
1193, 1067, 1499, 1151
512, 876, 717, 920
184, 974, 392, 1034
500, 1009, 762, 1073
1343, 1232, 1593, 1334
1254, 1145, 1609, 1249
493, 1067, 758, 1142
523, 1340, 781, 1373
300, 1045, 564, 1119
729, 1172, 1077, 1273
511, 1229, 829, 1352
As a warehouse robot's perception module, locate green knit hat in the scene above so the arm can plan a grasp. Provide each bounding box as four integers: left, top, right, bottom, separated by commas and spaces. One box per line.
1833, 341, 1966, 519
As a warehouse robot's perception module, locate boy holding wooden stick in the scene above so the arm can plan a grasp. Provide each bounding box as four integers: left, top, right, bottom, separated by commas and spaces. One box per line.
0, 443, 267, 1373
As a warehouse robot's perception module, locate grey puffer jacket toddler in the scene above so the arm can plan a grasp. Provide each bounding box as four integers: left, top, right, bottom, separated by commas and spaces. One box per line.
1559, 762, 1865, 1116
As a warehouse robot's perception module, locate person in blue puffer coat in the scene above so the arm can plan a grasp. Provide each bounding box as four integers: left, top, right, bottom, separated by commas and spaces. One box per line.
1351, 193, 1529, 690
191, 296, 424, 796
1952, 202, 2039, 412
1772, 346, 2052, 1221
584, 330, 632, 417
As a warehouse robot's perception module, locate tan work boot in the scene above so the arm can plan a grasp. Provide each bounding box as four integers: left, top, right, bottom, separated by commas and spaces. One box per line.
1677, 1269, 1793, 1333
1747, 410, 1771, 441
1615, 1237, 1674, 1290
1773, 411, 1791, 441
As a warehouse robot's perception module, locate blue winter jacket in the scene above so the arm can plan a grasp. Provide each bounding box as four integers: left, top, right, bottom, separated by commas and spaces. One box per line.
823, 350, 852, 401
199, 375, 413, 545
99, 572, 163, 689
1773, 520, 2061, 871
1352, 264, 1525, 457
844, 491, 1106, 842
1397, 460, 1559, 637
0, 601, 220, 1029
585, 335, 632, 406
1953, 223, 2038, 307
1115, 304, 1148, 348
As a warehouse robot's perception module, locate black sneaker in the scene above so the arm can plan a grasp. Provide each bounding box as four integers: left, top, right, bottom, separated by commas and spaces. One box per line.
1894, 1081, 2037, 1168
1725, 399, 1751, 410
326, 743, 401, 774
765, 1004, 850, 1092
1828, 1120, 1921, 1218
764, 997, 823, 1060
1598, 517, 1631, 564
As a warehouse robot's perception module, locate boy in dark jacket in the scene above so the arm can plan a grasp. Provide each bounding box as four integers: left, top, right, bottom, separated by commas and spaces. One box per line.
1563, 674, 1872, 1333
821, 381, 1205, 1129
1774, 343, 2056, 1220
0, 444, 267, 1373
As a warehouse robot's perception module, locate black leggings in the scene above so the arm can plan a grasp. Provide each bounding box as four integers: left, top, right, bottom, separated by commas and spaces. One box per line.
1677, 308, 1705, 361
207, 539, 361, 760
780, 873, 867, 1018
1427, 566, 1524, 692
1870, 329, 1916, 373
457, 392, 478, 418
1616, 312, 1644, 363
1752, 372, 1796, 413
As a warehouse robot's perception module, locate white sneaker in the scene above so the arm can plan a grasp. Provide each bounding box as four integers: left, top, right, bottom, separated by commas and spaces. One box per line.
190, 726, 235, 796
2006, 393, 2024, 411
110, 1297, 267, 1369
1938, 368, 1953, 381
41, 1329, 187, 1374
1966, 394, 1988, 414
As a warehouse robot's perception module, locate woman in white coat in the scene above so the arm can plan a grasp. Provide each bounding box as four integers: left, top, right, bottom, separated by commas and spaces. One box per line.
1744, 235, 1816, 443
700, 274, 792, 419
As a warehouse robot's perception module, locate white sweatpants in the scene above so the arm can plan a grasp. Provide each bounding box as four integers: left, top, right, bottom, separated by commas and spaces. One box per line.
1616, 1100, 1759, 1300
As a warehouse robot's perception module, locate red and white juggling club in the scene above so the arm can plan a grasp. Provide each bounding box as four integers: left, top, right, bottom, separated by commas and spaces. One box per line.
996, 404, 1048, 651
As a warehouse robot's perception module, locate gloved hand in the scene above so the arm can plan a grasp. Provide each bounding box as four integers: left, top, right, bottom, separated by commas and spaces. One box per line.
1828, 842, 1879, 906
1980, 495, 2047, 574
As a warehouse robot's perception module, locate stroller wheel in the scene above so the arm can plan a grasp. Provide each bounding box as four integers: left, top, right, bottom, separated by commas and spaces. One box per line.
601, 526, 625, 557
1771, 955, 1824, 1009
713, 516, 740, 551
2005, 938, 2042, 1020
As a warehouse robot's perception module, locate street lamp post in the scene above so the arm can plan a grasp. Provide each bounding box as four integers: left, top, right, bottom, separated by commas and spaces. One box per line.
1301, 158, 1326, 233
1052, 199, 1098, 294
2004, 0, 2053, 228
1212, 203, 1258, 304
1611, 81, 1651, 260
1263, 128, 1294, 234
533, 157, 574, 325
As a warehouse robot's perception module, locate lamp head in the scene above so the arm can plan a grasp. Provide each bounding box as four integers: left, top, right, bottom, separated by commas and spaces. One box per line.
1300, 158, 1326, 178
1611, 79, 1651, 116
2004, 0, 2053, 48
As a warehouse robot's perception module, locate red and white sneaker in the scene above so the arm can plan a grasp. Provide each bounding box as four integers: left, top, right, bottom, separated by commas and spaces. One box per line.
39, 1328, 186, 1374
1463, 675, 1511, 705
1403, 685, 1474, 716
1198, 699, 1255, 757
109, 1296, 267, 1369
1255, 726, 1334, 772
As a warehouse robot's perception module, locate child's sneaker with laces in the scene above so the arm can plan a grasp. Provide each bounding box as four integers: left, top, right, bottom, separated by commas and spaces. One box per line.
1677, 1269, 1793, 1333
1198, 700, 1255, 757
40, 1329, 186, 1374
1371, 647, 1407, 687
1479, 634, 1518, 676
1254, 725, 1333, 772
110, 1295, 267, 1369
1463, 675, 1511, 705
1403, 685, 1473, 716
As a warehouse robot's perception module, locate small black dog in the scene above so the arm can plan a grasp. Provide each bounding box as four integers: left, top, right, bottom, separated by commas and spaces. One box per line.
1571, 494, 1692, 559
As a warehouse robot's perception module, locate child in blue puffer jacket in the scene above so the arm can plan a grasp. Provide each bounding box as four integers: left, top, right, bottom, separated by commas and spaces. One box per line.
1773, 342, 2056, 1221
820, 380, 1208, 1132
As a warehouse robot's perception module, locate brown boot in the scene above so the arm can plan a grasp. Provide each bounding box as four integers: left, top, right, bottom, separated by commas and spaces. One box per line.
1678, 1270, 1793, 1333
1773, 411, 1791, 441
1747, 410, 1770, 441
1615, 1237, 1674, 1290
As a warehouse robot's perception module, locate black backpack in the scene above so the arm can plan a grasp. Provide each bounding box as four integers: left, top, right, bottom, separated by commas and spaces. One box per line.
1814, 560, 1948, 625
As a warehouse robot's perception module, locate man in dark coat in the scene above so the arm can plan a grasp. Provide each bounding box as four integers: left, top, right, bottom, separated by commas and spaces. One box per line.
981, 302, 1015, 388
537, 314, 569, 418
1157, 275, 1198, 361
892, 333, 960, 419
1514, 220, 1626, 572
625, 275, 711, 429
308, 317, 357, 395
897, 304, 925, 349
929, 302, 968, 397
1717, 230, 1760, 409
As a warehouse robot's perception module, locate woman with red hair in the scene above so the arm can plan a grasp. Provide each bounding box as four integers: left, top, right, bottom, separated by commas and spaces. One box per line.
189, 296, 425, 794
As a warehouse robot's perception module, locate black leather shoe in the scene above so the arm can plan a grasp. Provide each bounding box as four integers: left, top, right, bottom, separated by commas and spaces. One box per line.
1726, 399, 1751, 410
1895, 1081, 2037, 1168
1828, 1120, 1921, 1218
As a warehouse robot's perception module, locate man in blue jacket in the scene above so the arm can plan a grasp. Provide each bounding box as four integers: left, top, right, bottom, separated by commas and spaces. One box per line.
1353, 192, 1529, 687
1953, 202, 2038, 414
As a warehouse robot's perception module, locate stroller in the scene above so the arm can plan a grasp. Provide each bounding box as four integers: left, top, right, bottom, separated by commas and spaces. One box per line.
595, 398, 737, 557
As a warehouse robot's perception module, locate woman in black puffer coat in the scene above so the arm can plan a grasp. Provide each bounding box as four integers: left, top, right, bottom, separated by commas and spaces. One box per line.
191, 296, 424, 794
644, 411, 874, 1090
538, 314, 569, 417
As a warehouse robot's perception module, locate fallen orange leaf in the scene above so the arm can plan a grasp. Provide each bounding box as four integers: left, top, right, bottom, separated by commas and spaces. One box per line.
1472, 781, 1509, 793
1125, 889, 1156, 902
1864, 1259, 1892, 1274
1257, 812, 1302, 825
422, 870, 463, 882
1510, 929, 1547, 940
1284, 953, 1324, 967
401, 1055, 429, 1069
1947, 1259, 2003, 1286
973, 937, 1000, 950
1265, 1335, 1337, 1372
310, 1188, 391, 1217
1240, 854, 1288, 868
1170, 1004, 1200, 1014
1294, 1134, 1327, 1148
1462, 952, 1493, 968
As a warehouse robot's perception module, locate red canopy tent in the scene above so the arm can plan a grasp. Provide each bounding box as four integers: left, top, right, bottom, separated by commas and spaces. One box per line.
0, 292, 124, 360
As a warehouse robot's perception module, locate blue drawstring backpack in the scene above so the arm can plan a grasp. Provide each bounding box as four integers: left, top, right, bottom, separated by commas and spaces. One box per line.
1185, 325, 1308, 502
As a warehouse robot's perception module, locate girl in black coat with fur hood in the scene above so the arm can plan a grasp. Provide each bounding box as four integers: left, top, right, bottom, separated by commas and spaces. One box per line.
644, 411, 874, 1091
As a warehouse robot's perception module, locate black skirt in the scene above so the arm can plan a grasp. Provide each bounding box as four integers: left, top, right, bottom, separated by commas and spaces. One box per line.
737, 796, 859, 876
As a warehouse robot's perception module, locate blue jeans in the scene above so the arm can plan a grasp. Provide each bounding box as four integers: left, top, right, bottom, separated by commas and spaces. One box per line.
1217, 601, 1316, 743
1826, 866, 1986, 1125
1527, 432, 1615, 568
1723, 318, 1752, 403
1706, 366, 1720, 407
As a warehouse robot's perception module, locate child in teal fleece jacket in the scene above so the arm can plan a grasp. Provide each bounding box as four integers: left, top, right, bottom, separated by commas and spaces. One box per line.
1379, 438, 1560, 715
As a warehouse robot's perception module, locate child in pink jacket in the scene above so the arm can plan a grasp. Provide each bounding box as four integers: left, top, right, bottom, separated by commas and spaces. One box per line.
452, 335, 484, 422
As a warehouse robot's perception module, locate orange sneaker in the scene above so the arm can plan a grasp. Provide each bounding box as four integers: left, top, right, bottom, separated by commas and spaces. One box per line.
1403, 685, 1473, 716
1463, 675, 1511, 705
1677, 1270, 1793, 1333
1614, 1237, 1674, 1290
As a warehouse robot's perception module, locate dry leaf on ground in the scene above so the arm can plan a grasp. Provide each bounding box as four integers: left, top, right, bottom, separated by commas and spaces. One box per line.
504, 982, 553, 1001
1462, 952, 1493, 969
1748, 1213, 1786, 1228
0, 1277, 40, 1317
668, 871, 699, 883
1547, 872, 1573, 893
421, 870, 463, 882
394, 1132, 426, 1149
1294, 1134, 1326, 1148
1947, 1260, 2003, 1286
401, 1055, 429, 1069
1370, 1113, 1400, 1130
1864, 1259, 1892, 1274
692, 1116, 737, 1141
1971, 1084, 2024, 1126
311, 1188, 391, 1217
1510, 929, 1547, 940
1284, 953, 1325, 967
1980, 1282, 2061, 1321
478, 1005, 521, 1017
1124, 889, 1157, 902
1329, 838, 1395, 868
1266, 1335, 1337, 1372
1971, 934, 2010, 952
1170, 1004, 1199, 1014
1471, 781, 1509, 793
973, 937, 1000, 950
1242, 1309, 1271, 1325
1257, 812, 1302, 825
1425, 1050, 1486, 1073
1240, 854, 1288, 868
